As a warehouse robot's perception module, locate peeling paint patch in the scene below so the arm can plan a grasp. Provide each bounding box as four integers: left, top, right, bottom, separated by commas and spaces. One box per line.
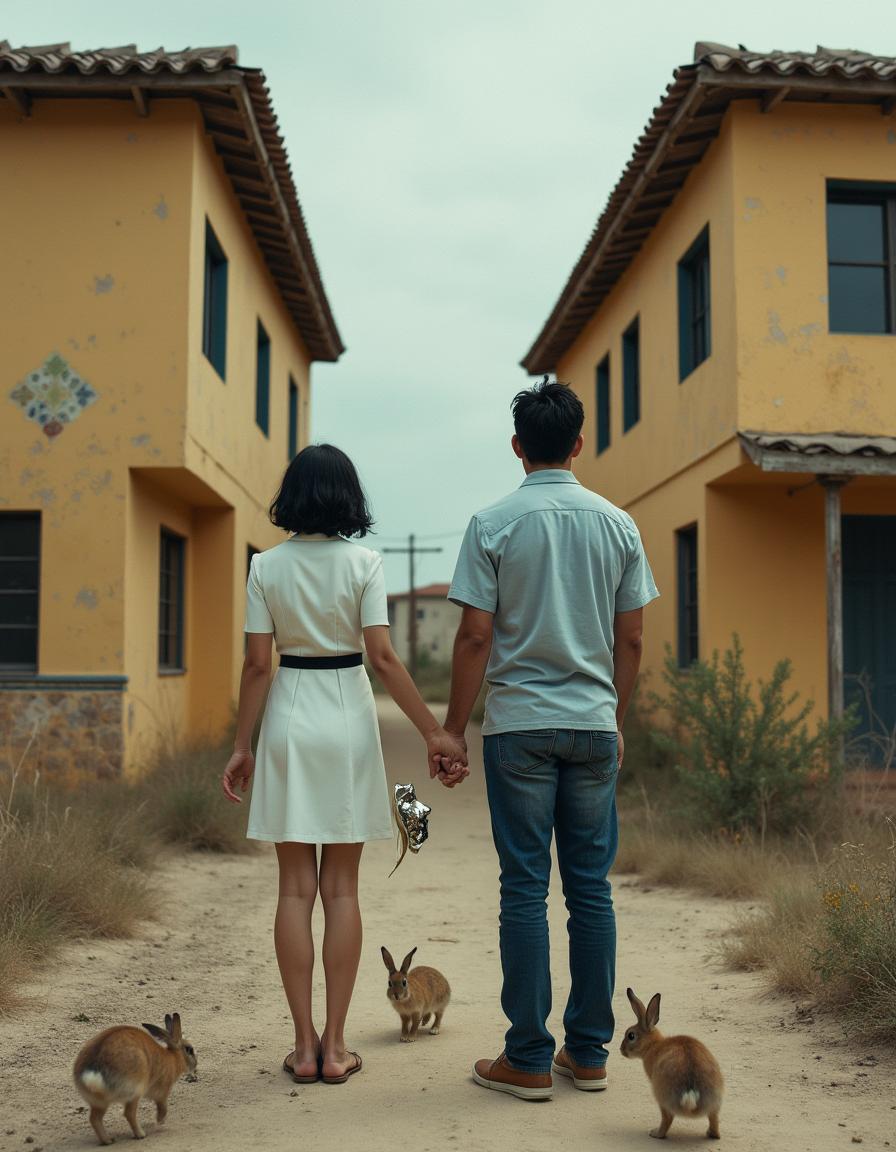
87, 334, 97, 346
798, 322, 823, 341
67, 338, 80, 350
773, 397, 784, 408
75, 587, 99, 610
775, 266, 788, 284
126, 132, 137, 144
153, 195, 169, 221
131, 433, 151, 446
888, 129, 896, 145
36, 488, 55, 506
767, 310, 788, 344
744, 196, 764, 222
94, 274, 115, 294
819, 294, 829, 305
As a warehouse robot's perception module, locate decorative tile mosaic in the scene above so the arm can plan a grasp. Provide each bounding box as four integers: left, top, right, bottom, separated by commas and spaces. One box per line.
9, 352, 98, 438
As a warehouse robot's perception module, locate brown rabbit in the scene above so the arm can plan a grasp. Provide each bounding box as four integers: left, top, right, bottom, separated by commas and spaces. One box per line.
381, 945, 450, 1043
73, 1012, 197, 1145
620, 988, 724, 1140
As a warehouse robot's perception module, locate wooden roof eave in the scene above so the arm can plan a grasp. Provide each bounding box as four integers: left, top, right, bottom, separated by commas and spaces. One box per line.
0, 68, 344, 363
521, 75, 708, 374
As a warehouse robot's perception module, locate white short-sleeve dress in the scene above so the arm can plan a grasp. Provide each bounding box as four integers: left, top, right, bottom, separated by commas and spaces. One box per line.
244, 533, 393, 844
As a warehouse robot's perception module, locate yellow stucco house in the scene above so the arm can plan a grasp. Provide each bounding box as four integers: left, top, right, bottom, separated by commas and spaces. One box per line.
523, 44, 896, 756
0, 43, 342, 778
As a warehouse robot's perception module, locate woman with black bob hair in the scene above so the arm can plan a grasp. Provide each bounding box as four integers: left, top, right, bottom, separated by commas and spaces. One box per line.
269, 443, 373, 538
222, 443, 467, 1088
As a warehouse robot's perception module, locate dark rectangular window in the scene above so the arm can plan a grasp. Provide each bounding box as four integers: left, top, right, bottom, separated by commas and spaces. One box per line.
158, 529, 185, 672
827, 182, 896, 334
622, 317, 640, 432
678, 226, 711, 380
255, 321, 271, 435
595, 355, 610, 455
676, 525, 699, 668
0, 513, 40, 670
288, 376, 299, 459
202, 220, 228, 379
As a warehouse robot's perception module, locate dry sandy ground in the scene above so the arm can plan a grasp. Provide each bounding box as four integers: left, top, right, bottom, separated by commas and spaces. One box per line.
2, 699, 894, 1152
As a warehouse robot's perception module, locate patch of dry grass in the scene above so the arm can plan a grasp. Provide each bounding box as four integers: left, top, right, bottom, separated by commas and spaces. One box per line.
0, 731, 252, 1013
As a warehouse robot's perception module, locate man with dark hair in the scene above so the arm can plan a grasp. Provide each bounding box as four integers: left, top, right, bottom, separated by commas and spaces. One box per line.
438, 376, 658, 1101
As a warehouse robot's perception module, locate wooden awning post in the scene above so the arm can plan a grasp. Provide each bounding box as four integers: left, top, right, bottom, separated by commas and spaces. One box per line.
820, 476, 849, 760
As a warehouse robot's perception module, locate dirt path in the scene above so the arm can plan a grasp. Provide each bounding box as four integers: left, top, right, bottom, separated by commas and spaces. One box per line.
2, 700, 894, 1151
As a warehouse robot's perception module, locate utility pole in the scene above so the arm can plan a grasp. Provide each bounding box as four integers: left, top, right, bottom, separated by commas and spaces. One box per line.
382, 534, 443, 679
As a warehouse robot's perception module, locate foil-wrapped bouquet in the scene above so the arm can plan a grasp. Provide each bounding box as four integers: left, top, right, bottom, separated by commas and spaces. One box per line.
389, 782, 431, 877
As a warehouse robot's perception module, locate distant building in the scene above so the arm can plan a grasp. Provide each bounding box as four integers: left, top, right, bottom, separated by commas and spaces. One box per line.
387, 584, 460, 665
522, 44, 896, 751
0, 43, 342, 780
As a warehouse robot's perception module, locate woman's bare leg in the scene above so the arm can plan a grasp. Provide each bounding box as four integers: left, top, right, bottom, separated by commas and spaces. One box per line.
319, 842, 364, 1078
274, 841, 320, 1077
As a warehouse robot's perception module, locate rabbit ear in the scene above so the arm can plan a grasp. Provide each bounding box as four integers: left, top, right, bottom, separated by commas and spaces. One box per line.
381, 946, 396, 973
142, 1023, 169, 1044
626, 987, 647, 1024
169, 1013, 183, 1043
400, 947, 417, 974
645, 993, 661, 1029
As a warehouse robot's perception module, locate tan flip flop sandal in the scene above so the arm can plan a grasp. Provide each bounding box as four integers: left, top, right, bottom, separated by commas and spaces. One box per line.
320, 1051, 362, 1085
283, 1051, 320, 1084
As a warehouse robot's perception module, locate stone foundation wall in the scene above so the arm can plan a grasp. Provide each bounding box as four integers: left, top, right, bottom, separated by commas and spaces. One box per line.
0, 677, 125, 784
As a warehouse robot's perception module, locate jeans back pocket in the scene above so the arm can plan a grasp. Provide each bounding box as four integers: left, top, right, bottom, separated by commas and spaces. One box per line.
497, 730, 557, 774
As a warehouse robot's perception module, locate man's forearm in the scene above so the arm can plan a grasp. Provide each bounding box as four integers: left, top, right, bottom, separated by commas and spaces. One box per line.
613, 640, 642, 728
445, 634, 491, 735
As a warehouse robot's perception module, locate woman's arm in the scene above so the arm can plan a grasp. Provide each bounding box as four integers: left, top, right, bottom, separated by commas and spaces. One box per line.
222, 633, 272, 803
363, 625, 469, 780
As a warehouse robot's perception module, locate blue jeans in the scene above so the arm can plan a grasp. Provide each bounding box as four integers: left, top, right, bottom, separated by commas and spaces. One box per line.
483, 729, 619, 1075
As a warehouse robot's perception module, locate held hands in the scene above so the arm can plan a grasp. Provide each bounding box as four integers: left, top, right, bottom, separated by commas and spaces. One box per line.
222, 748, 255, 804
426, 726, 469, 789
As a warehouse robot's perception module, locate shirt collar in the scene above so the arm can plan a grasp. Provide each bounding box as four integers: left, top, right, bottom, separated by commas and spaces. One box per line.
520, 469, 581, 487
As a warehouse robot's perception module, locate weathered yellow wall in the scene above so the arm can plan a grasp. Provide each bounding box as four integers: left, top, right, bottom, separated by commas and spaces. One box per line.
555, 100, 896, 721
1, 99, 314, 775
0, 100, 194, 691
730, 101, 896, 435
559, 118, 738, 511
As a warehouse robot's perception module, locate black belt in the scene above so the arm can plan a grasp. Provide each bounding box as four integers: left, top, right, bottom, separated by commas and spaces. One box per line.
279, 653, 363, 669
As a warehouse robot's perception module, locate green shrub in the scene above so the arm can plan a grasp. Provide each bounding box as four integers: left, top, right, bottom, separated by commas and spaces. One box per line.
650, 635, 848, 836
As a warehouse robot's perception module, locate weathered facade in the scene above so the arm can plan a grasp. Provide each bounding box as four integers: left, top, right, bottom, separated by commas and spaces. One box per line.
523, 45, 896, 754
387, 584, 462, 666
0, 44, 342, 780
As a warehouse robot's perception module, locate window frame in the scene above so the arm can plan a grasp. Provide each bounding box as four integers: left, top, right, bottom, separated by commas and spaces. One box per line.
255, 320, 271, 436
595, 354, 610, 455
202, 219, 228, 380
826, 181, 896, 335
158, 528, 186, 673
288, 376, 299, 460
677, 226, 711, 381
0, 511, 41, 672
622, 316, 640, 432
676, 524, 699, 668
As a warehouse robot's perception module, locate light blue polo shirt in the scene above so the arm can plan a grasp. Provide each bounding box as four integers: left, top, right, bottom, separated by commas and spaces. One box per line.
448, 469, 659, 736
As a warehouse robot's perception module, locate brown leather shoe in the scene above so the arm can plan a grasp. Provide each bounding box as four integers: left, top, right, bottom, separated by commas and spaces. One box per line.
551, 1046, 608, 1091
472, 1053, 553, 1101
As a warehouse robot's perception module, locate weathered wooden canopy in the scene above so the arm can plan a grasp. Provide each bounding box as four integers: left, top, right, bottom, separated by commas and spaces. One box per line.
522, 43, 896, 375
0, 42, 344, 363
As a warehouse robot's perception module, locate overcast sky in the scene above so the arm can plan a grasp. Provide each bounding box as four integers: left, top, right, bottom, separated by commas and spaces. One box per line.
7, 1, 895, 590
